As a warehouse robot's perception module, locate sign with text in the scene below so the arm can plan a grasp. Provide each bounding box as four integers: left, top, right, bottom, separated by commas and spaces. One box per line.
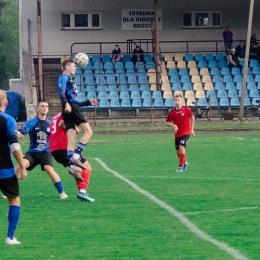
121, 9, 162, 30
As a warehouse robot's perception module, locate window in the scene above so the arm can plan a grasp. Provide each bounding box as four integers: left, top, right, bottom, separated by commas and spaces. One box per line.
61, 13, 101, 29
183, 11, 221, 28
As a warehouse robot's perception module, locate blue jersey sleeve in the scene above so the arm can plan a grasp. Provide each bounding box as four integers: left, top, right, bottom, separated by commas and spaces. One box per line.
58, 75, 69, 106
18, 119, 33, 135
6, 115, 19, 145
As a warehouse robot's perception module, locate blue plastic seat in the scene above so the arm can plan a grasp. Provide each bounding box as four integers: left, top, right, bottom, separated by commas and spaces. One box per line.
138, 75, 148, 84
219, 97, 230, 108
102, 55, 111, 63
184, 53, 194, 62
97, 91, 107, 100
249, 59, 259, 68
110, 98, 120, 108
170, 76, 180, 85
212, 75, 222, 84
81, 61, 92, 71
135, 61, 145, 70
119, 91, 129, 100
197, 60, 207, 69
252, 97, 260, 106
145, 61, 155, 71
180, 75, 191, 84
205, 53, 214, 62
230, 97, 240, 108
114, 61, 124, 71
246, 74, 254, 83
178, 68, 188, 77
154, 98, 164, 108
86, 91, 96, 100
255, 75, 260, 85
223, 75, 233, 84
252, 66, 260, 76
171, 83, 182, 91
93, 61, 103, 70
215, 53, 225, 61
217, 89, 227, 99
84, 75, 95, 85
123, 55, 132, 63
182, 82, 192, 91
218, 60, 228, 69
91, 55, 100, 63
227, 89, 237, 99
244, 97, 251, 107
206, 90, 217, 99
83, 69, 93, 75
74, 76, 83, 86
126, 69, 135, 78
144, 54, 153, 63
249, 89, 259, 98
210, 97, 219, 107
220, 67, 231, 76
231, 67, 241, 76
95, 75, 105, 85
125, 61, 135, 70
117, 74, 127, 84
247, 82, 256, 91
143, 98, 151, 108
128, 75, 137, 85
104, 62, 113, 71
225, 82, 235, 91
129, 85, 139, 93
106, 75, 116, 85
208, 60, 218, 69
108, 91, 118, 100
140, 84, 150, 92
120, 98, 131, 108
132, 98, 142, 108
168, 68, 178, 78
118, 85, 128, 92
236, 82, 243, 91
234, 75, 243, 85
96, 85, 106, 93
210, 67, 220, 76
86, 85, 95, 93
115, 69, 124, 79
141, 91, 151, 100
98, 98, 109, 108
195, 54, 204, 62
152, 90, 162, 99
107, 85, 117, 93
164, 98, 174, 108
238, 90, 249, 98
197, 98, 207, 108
214, 82, 225, 91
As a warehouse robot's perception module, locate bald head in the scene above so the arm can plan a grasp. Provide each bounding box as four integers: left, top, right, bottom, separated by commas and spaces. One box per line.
0, 90, 8, 108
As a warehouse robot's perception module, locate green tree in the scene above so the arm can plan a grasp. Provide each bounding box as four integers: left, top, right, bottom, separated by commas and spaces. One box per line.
0, 0, 19, 90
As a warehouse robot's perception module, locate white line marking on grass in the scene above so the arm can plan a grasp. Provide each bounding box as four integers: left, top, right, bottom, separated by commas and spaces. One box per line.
95, 158, 250, 260
184, 206, 259, 215
141, 176, 260, 182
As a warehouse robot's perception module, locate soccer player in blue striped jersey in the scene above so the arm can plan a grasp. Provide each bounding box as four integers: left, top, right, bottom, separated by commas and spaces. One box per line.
0, 90, 27, 245
57, 59, 97, 169
15, 102, 68, 199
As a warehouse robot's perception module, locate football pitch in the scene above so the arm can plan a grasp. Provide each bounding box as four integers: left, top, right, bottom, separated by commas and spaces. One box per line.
1, 132, 260, 260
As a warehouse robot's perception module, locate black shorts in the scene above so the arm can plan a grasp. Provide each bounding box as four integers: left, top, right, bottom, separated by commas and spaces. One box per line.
24, 152, 53, 171
62, 103, 88, 131
175, 135, 190, 150
0, 175, 19, 198
52, 149, 86, 167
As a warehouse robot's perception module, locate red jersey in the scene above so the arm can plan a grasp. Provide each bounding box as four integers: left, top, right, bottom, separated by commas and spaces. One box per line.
166, 106, 193, 138
50, 112, 68, 152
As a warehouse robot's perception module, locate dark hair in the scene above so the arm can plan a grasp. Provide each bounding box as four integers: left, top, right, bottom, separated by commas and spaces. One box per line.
62, 59, 74, 71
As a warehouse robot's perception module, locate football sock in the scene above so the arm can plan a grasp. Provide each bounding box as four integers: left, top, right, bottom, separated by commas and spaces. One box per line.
179, 153, 186, 167
54, 181, 64, 194
7, 205, 20, 239
74, 142, 86, 156
80, 168, 91, 191
67, 150, 74, 160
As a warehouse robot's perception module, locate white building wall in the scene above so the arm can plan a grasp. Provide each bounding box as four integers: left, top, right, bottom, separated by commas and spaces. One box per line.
21, 0, 260, 57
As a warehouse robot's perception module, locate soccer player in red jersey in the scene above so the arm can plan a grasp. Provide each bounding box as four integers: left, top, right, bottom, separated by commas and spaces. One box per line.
166, 94, 195, 172
50, 112, 94, 202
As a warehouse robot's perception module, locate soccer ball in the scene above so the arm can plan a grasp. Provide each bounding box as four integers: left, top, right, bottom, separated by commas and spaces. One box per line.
73, 53, 89, 68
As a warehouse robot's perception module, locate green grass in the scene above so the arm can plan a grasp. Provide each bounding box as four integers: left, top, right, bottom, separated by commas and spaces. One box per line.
1, 132, 260, 259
